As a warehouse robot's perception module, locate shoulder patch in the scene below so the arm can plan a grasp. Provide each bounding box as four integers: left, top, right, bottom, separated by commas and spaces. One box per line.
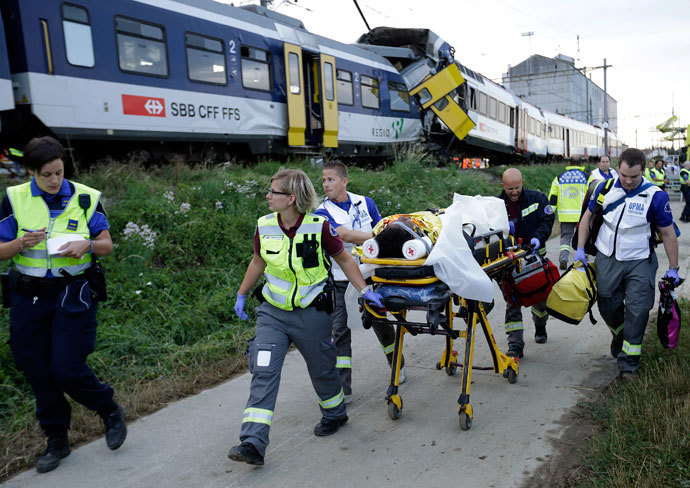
544, 205, 554, 215
664, 202, 672, 213
329, 223, 339, 236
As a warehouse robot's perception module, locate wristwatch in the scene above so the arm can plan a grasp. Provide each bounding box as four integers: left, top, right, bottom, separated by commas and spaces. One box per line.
359, 285, 371, 297
669, 265, 680, 271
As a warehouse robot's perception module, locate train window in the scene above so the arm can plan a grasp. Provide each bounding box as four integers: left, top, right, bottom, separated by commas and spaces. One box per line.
286, 52, 299, 94
115, 16, 168, 77
242, 45, 272, 91
488, 97, 497, 120
388, 82, 410, 112
469, 87, 477, 110
336, 69, 353, 105
323, 62, 334, 101
62, 4, 94, 67
360, 75, 379, 109
478, 92, 487, 115
434, 97, 449, 111
509, 107, 514, 128
185, 33, 226, 85
497, 102, 504, 123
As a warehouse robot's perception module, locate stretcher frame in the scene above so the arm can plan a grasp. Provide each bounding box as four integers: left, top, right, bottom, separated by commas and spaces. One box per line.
360, 231, 528, 430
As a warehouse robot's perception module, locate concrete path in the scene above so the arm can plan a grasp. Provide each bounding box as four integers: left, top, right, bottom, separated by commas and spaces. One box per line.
4, 200, 689, 488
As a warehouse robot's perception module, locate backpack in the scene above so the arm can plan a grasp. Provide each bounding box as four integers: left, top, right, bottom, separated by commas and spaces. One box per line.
657, 277, 684, 349
546, 262, 598, 325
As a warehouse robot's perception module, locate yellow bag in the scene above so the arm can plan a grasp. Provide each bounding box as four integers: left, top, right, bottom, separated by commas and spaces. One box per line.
546, 262, 597, 325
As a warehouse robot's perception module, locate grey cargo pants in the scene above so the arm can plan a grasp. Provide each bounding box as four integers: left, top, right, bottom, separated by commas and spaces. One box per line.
239, 302, 346, 457
595, 251, 657, 373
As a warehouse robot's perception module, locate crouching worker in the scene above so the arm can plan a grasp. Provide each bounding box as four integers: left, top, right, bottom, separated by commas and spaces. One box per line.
229, 168, 384, 466
575, 148, 680, 380
0, 137, 125, 474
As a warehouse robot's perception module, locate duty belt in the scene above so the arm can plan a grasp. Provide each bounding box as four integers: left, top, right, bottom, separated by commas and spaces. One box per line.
8, 268, 85, 296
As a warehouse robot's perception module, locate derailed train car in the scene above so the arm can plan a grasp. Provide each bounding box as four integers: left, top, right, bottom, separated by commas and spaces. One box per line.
0, 0, 619, 161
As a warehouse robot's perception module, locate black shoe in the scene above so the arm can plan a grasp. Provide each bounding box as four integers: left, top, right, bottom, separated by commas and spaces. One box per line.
507, 346, 524, 359
535, 326, 547, 344
101, 403, 127, 450
618, 370, 637, 382
228, 442, 264, 466
559, 260, 568, 270
314, 415, 348, 437
610, 335, 623, 359
36, 434, 71, 474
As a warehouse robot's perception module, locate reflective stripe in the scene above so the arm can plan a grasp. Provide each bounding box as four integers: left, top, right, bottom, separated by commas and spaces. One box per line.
299, 280, 326, 305
622, 340, 641, 356
318, 388, 344, 409
295, 223, 323, 234
262, 284, 287, 305
242, 407, 273, 426
14, 262, 90, 278
336, 356, 352, 368
608, 323, 624, 335
265, 273, 291, 291
521, 203, 539, 217
381, 343, 394, 355
258, 224, 283, 236
558, 209, 581, 215
505, 321, 524, 332
20, 249, 46, 259
532, 308, 548, 318
559, 245, 572, 251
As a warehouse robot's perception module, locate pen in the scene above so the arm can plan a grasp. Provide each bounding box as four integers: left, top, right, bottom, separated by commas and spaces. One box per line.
21, 228, 40, 232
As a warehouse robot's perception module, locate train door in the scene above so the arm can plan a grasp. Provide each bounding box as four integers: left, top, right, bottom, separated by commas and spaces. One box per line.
283, 43, 338, 148
564, 129, 571, 158
516, 109, 527, 154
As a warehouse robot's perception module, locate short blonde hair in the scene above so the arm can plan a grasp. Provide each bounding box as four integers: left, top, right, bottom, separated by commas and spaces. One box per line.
271, 168, 318, 214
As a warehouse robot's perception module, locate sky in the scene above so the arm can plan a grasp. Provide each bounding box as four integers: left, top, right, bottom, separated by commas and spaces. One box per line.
226, 0, 689, 150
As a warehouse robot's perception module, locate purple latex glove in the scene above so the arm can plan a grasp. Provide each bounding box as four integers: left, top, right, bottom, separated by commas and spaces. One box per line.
234, 292, 248, 321
363, 289, 384, 308
663, 269, 680, 286
508, 221, 516, 235
574, 246, 587, 267
529, 237, 540, 254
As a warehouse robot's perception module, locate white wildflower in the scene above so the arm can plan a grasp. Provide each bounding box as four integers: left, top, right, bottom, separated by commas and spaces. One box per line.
135, 290, 142, 295
175, 202, 191, 215
146, 281, 152, 286
163, 190, 175, 202
215, 201, 223, 209
123, 222, 158, 249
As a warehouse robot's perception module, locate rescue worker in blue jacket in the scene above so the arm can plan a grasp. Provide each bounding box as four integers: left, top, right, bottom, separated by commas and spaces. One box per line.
575, 148, 679, 380
499, 168, 555, 358
0, 137, 126, 474
229, 168, 384, 466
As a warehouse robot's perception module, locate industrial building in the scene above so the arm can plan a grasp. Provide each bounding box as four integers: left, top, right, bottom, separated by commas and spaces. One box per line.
503, 54, 617, 133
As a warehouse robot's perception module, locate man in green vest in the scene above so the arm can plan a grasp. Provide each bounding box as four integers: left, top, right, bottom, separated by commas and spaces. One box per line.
0, 136, 126, 473
548, 164, 588, 269
649, 159, 668, 190
680, 161, 690, 222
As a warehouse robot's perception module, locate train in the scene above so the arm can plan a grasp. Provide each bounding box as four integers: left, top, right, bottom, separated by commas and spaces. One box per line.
0, 0, 621, 163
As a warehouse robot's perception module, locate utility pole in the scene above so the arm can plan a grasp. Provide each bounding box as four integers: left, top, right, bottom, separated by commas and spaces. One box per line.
603, 58, 610, 155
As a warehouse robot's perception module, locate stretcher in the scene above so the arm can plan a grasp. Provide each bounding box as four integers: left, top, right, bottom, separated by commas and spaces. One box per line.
359, 229, 529, 430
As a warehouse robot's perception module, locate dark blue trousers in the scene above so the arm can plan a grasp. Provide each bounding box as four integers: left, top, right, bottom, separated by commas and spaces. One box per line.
9, 278, 115, 432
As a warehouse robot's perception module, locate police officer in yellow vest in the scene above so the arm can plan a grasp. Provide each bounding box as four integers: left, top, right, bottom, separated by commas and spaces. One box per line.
548, 164, 588, 269
649, 159, 668, 190
228, 168, 384, 466
0, 137, 126, 474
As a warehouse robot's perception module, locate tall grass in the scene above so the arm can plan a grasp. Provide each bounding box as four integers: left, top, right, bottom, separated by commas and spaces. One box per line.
578, 300, 690, 487
0, 155, 571, 478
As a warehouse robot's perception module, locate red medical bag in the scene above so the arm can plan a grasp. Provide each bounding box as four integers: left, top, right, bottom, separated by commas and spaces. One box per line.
502, 254, 560, 307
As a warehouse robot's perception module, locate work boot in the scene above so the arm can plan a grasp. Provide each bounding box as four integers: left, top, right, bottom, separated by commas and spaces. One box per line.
313, 415, 348, 437
618, 370, 638, 382
610, 334, 623, 359
535, 326, 547, 344
507, 345, 523, 359
228, 442, 264, 466
344, 394, 353, 405
36, 432, 71, 473
559, 260, 568, 270
100, 403, 127, 450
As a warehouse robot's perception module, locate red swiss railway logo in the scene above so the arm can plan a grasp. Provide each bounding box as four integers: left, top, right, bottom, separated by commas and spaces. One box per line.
121, 94, 166, 117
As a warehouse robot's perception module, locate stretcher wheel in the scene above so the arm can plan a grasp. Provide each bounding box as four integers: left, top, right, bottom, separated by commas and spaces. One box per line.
459, 409, 472, 430
445, 364, 457, 376
435, 362, 441, 370
388, 399, 403, 420
506, 367, 517, 384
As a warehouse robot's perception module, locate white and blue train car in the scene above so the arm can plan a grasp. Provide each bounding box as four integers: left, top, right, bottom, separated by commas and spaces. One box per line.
0, 13, 14, 120
458, 64, 517, 157
0, 0, 422, 156
518, 99, 547, 158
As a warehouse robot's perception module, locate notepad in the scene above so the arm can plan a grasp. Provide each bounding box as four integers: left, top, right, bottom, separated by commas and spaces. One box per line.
46, 235, 86, 255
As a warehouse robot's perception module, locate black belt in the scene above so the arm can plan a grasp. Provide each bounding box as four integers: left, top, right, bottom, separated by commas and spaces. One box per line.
10, 270, 85, 296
